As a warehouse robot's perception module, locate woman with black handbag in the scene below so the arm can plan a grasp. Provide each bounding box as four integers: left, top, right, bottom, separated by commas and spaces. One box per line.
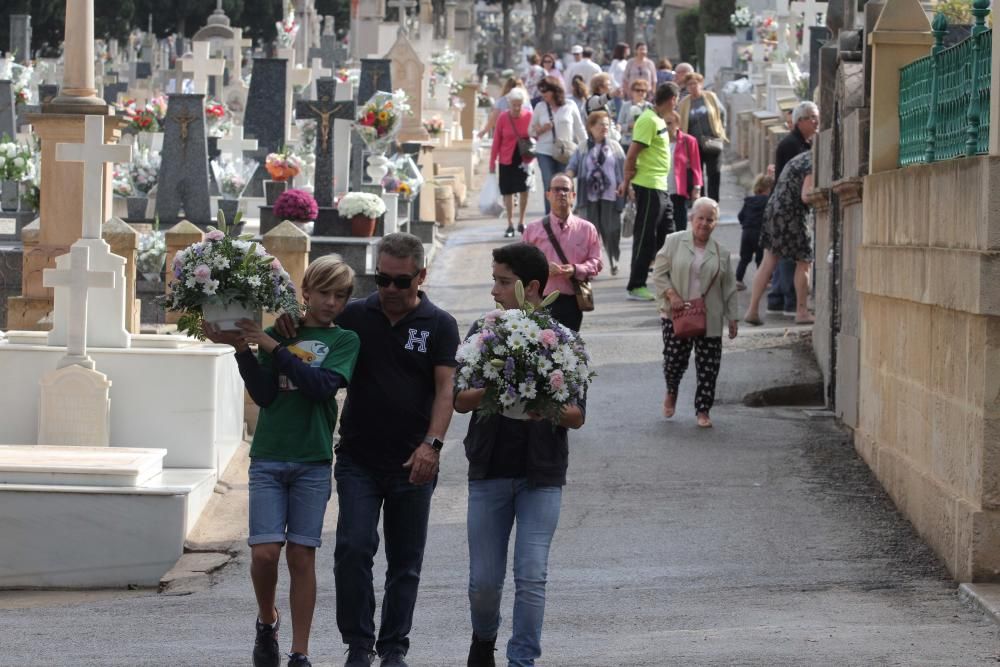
653, 197, 739, 428
489, 87, 535, 237
677, 73, 727, 202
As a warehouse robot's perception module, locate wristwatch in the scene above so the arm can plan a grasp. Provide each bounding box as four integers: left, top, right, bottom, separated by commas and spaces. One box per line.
423, 435, 444, 452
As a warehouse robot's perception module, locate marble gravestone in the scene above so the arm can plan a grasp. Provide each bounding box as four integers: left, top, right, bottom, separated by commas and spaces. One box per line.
386, 34, 426, 142
295, 78, 355, 208
9, 15, 32, 65
0, 81, 16, 140
243, 58, 288, 197
350, 59, 392, 190
37, 365, 113, 447
155, 94, 213, 225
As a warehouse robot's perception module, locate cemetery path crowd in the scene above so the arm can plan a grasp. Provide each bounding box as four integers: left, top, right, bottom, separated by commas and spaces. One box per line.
2, 162, 999, 666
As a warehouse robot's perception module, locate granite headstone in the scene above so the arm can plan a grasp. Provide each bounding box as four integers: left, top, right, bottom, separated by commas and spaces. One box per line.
9, 15, 31, 65
155, 94, 213, 225
102, 82, 129, 106
0, 81, 15, 140
37, 84, 58, 105
134, 62, 153, 80
350, 59, 392, 190
295, 78, 355, 207
244, 58, 288, 197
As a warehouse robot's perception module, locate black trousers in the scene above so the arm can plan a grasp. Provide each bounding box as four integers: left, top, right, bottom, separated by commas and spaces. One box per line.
736, 226, 764, 282
661, 318, 723, 414
669, 194, 689, 232
627, 185, 672, 291
548, 293, 583, 332
702, 151, 721, 202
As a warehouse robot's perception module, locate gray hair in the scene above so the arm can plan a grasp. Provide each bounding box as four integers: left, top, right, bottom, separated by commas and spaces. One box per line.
377, 232, 425, 269
507, 86, 527, 104
792, 101, 819, 125
690, 196, 720, 218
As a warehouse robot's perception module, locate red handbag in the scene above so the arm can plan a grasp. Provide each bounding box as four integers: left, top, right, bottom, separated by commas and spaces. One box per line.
671, 242, 721, 339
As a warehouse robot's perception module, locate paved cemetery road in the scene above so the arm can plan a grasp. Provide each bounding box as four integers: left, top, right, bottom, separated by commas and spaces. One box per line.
3, 174, 1000, 665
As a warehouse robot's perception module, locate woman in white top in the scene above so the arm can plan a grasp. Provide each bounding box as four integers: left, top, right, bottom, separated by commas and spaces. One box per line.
608, 42, 630, 95
622, 41, 658, 101
530, 76, 587, 214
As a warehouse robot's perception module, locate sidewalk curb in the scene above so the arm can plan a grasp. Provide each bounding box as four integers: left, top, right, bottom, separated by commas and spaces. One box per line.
959, 583, 1000, 626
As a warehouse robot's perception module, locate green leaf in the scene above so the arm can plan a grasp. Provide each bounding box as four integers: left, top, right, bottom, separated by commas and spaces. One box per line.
540, 291, 560, 308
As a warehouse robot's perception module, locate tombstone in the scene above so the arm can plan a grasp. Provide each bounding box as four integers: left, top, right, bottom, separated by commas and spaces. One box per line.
37, 84, 58, 105
37, 364, 113, 446
155, 94, 213, 225
0, 81, 15, 139
309, 57, 332, 99
9, 15, 32, 65
276, 48, 313, 143
102, 82, 128, 106
385, 34, 426, 142
309, 15, 340, 69
295, 79, 355, 207
216, 125, 258, 162
809, 26, 833, 99
243, 58, 288, 197
134, 62, 152, 80
182, 41, 226, 96
350, 59, 392, 190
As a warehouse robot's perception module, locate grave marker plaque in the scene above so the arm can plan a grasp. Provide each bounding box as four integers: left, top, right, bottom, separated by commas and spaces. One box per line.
155, 94, 213, 225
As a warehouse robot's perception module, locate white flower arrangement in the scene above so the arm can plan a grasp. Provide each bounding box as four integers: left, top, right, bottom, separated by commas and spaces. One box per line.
211, 157, 258, 200
163, 230, 301, 338
137, 230, 167, 277
731, 5, 754, 29
454, 282, 596, 421
0, 62, 33, 106
129, 147, 161, 195
431, 49, 457, 78
0, 139, 35, 182
337, 191, 386, 219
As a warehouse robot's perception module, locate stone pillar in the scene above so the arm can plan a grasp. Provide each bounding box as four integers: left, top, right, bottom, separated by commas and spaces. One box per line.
459, 82, 478, 140
867, 0, 932, 173
50, 0, 107, 111
164, 221, 204, 325
102, 217, 140, 334
261, 221, 310, 329
418, 144, 437, 223
445, 0, 457, 41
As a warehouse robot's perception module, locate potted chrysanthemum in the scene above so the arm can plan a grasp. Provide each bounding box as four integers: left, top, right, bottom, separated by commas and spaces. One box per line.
162, 229, 301, 336
273, 188, 318, 235
337, 191, 386, 237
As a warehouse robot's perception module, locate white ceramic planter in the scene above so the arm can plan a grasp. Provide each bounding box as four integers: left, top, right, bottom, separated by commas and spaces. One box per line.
201, 301, 256, 331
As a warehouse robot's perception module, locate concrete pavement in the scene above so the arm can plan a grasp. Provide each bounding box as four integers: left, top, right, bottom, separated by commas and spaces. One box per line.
2, 160, 999, 665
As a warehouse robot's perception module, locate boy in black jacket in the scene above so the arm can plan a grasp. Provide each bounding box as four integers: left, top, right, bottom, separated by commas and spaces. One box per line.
735, 173, 774, 289
454, 243, 586, 667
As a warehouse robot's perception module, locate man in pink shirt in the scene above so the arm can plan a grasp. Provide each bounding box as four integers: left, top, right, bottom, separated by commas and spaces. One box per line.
522, 173, 603, 331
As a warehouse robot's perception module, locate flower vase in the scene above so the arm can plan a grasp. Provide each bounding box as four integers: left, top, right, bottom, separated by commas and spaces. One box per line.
201, 301, 256, 331
126, 196, 148, 220
265, 180, 288, 205
501, 401, 531, 421
137, 131, 164, 152
350, 214, 377, 237
1, 180, 20, 212
218, 199, 240, 230
366, 153, 391, 184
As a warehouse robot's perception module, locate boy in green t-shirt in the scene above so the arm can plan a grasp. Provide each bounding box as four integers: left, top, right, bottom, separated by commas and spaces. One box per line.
205, 255, 360, 667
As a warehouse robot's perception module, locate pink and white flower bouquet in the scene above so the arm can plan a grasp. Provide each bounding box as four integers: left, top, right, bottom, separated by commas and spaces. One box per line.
454, 283, 595, 421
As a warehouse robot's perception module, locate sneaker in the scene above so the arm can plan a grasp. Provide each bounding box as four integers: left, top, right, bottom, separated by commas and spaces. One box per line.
345, 647, 375, 667
736, 281, 747, 291
287, 654, 312, 667
627, 286, 656, 301
467, 633, 497, 667
503, 227, 514, 238
253, 613, 281, 667
379, 651, 409, 667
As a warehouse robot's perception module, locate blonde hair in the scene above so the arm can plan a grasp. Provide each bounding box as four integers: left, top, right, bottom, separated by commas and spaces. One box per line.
303, 254, 354, 297
752, 173, 775, 195
589, 72, 612, 94
586, 110, 610, 128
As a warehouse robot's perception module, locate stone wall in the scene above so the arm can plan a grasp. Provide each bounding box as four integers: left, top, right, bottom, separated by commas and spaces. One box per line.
857, 156, 1000, 581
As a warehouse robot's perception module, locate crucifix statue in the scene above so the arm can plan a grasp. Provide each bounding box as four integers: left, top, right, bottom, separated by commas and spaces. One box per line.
295, 78, 356, 207
173, 107, 199, 144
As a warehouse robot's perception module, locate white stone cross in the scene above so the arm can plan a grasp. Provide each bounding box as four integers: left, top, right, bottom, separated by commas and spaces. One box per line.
55, 115, 132, 240
790, 0, 827, 27
182, 41, 226, 95
277, 48, 313, 142
43, 244, 115, 370
217, 125, 259, 161
388, 0, 418, 35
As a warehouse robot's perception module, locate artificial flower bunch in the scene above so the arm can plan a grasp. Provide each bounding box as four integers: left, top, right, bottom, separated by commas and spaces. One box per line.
163, 229, 301, 338
0, 137, 35, 183
730, 5, 754, 29
354, 90, 410, 150
422, 116, 444, 136
273, 188, 319, 222
454, 282, 595, 422
211, 157, 258, 200
336, 191, 386, 219
0, 61, 33, 106
431, 49, 457, 79
276, 2, 299, 49
265, 148, 304, 181
137, 230, 167, 278
205, 99, 232, 138
112, 165, 134, 197
117, 99, 162, 133
129, 147, 161, 195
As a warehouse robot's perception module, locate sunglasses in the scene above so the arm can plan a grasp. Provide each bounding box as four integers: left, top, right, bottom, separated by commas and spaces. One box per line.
374, 271, 419, 289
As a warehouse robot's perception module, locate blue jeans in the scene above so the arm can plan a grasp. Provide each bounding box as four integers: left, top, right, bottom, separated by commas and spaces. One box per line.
248, 459, 332, 547
467, 479, 562, 667
534, 153, 565, 215
767, 257, 797, 311
333, 453, 436, 657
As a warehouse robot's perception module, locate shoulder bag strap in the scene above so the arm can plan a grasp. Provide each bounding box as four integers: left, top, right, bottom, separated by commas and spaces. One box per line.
547, 103, 557, 140
701, 240, 722, 297
542, 219, 580, 289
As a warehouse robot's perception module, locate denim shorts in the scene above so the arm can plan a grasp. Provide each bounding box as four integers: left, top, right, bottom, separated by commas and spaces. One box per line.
248, 458, 332, 548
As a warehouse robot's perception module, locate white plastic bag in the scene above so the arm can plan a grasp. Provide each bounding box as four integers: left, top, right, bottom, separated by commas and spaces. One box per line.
479, 173, 505, 218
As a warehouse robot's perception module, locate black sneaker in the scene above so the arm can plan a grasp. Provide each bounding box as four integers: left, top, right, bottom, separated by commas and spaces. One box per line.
467, 634, 497, 667
345, 646, 375, 667
503, 227, 515, 238
253, 612, 281, 667
287, 654, 312, 667
379, 651, 408, 667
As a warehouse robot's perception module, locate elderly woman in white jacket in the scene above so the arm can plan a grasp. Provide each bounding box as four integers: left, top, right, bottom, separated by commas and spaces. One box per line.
653, 197, 739, 429
530, 75, 587, 215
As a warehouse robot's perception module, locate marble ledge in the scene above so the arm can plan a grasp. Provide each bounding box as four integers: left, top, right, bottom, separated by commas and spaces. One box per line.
0, 468, 217, 496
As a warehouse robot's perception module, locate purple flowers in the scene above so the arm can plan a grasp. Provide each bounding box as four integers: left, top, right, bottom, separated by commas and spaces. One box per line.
273, 188, 319, 222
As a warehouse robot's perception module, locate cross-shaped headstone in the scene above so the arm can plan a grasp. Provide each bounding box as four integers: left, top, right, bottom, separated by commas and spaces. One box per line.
217, 125, 259, 161
388, 0, 418, 35
310, 57, 332, 98
55, 115, 133, 240
181, 41, 226, 95
277, 48, 313, 143
43, 244, 116, 370
295, 78, 355, 207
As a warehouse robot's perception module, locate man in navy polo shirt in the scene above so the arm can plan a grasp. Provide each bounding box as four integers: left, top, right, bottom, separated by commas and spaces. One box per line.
280, 233, 460, 667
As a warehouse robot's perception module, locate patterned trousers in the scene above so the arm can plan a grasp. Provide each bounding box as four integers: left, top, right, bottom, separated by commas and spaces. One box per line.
661, 317, 723, 414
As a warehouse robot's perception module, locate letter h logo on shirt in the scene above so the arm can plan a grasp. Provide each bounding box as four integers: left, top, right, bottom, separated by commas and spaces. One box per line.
405, 328, 430, 353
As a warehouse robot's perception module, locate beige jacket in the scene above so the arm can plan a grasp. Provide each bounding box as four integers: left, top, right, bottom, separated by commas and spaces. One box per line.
653, 230, 739, 338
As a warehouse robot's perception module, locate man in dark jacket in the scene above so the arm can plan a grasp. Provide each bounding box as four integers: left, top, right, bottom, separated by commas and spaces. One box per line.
454, 243, 586, 667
